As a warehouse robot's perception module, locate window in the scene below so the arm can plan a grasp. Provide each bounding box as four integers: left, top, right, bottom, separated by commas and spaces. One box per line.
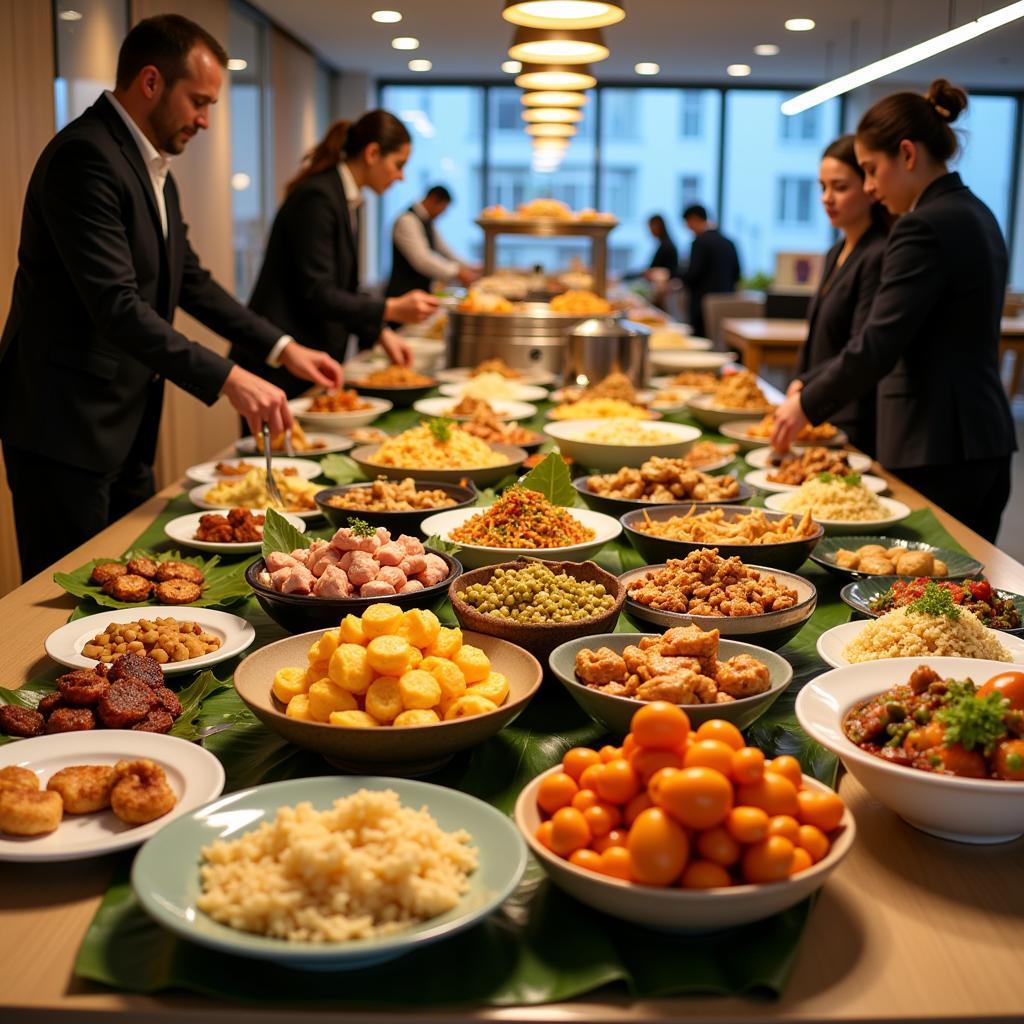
680, 90, 703, 138
603, 168, 636, 220
314, 62, 334, 141
603, 90, 639, 141
779, 106, 819, 142
679, 175, 702, 210
776, 177, 815, 225
952, 95, 1017, 241
494, 91, 520, 132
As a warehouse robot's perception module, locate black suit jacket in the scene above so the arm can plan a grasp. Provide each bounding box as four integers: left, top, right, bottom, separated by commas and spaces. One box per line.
650, 237, 679, 274
0, 95, 282, 473
233, 168, 385, 396
797, 222, 887, 456
801, 173, 1015, 470
681, 228, 740, 335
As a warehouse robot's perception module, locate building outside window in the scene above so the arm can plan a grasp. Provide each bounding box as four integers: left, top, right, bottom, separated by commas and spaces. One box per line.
776, 176, 815, 225
679, 174, 703, 211
779, 105, 819, 142
680, 90, 704, 138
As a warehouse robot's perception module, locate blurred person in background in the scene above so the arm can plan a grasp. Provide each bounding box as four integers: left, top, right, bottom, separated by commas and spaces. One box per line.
786, 134, 890, 457
232, 110, 438, 398
0, 14, 340, 579
679, 204, 740, 338
386, 184, 478, 298
623, 214, 679, 311
773, 79, 1015, 542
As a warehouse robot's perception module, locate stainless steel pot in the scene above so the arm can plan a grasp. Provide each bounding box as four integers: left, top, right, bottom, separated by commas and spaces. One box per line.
564, 317, 650, 388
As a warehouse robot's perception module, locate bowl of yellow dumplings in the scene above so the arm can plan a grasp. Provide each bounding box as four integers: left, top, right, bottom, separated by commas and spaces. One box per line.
233, 604, 543, 774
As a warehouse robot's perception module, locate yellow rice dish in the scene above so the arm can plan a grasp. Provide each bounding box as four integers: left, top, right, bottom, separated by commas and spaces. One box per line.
549, 398, 654, 421
580, 419, 678, 445
203, 469, 319, 511
781, 476, 888, 521
368, 423, 507, 469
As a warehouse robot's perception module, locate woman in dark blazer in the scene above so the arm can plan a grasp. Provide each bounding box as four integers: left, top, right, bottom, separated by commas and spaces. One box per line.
231, 110, 437, 396
773, 79, 1015, 542
790, 135, 889, 457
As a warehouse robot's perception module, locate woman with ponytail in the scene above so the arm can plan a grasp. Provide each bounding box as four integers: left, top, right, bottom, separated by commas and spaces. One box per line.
231, 110, 437, 396
773, 79, 1015, 541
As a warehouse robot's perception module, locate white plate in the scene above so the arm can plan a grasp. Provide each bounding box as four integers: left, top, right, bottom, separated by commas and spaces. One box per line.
419, 506, 621, 569
0, 732, 225, 863
435, 367, 555, 386
746, 469, 887, 495
412, 397, 538, 422
188, 483, 323, 521
44, 607, 256, 676
763, 492, 910, 534
185, 457, 323, 485
288, 396, 393, 431
235, 433, 353, 456
720, 421, 850, 451
648, 331, 711, 351
544, 419, 702, 472
650, 350, 738, 372
547, 387, 656, 406
745, 446, 873, 473
651, 375, 716, 393
815, 620, 1024, 670
164, 510, 307, 554
438, 381, 549, 402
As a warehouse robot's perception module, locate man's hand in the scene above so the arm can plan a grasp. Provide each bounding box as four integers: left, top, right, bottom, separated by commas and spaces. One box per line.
222, 365, 293, 437
380, 327, 412, 367
279, 341, 344, 391
771, 392, 810, 453
457, 265, 479, 286
384, 289, 438, 324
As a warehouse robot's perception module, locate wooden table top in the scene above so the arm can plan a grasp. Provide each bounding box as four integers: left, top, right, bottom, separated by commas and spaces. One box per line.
723, 316, 1024, 344
3, 472, 1024, 1022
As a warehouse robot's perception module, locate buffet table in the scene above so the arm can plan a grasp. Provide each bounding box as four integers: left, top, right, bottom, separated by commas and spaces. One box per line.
3, 401, 1024, 1023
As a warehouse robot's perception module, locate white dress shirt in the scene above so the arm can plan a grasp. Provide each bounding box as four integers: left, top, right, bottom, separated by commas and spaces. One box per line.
392, 202, 460, 281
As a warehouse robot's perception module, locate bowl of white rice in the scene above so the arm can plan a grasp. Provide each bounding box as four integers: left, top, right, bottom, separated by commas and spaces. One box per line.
131, 775, 528, 969
764, 477, 910, 535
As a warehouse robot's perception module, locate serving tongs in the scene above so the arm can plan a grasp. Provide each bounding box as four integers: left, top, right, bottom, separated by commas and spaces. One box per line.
261, 423, 287, 510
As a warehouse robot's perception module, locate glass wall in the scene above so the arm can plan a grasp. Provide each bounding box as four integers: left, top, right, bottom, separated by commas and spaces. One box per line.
953, 95, 1017, 241
379, 85, 485, 288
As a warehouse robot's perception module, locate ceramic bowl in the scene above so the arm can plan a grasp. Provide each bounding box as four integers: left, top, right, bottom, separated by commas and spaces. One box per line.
314, 481, 478, 534
763, 492, 911, 536
572, 475, 755, 517
349, 444, 526, 487
685, 394, 774, 430
289, 396, 393, 431
543, 420, 701, 472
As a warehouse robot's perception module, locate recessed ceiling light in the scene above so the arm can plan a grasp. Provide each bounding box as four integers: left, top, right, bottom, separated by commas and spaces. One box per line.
515, 63, 597, 89
58, 8, 82, 19
634, 61, 660, 75
230, 172, 251, 191
785, 18, 815, 31
727, 63, 752, 76
226, 58, 248, 71
754, 43, 780, 56
508, 27, 609, 64
501, 59, 523, 72
521, 89, 587, 106
391, 36, 420, 50
372, 10, 402, 23
408, 59, 432, 71
503, 1, 625, 29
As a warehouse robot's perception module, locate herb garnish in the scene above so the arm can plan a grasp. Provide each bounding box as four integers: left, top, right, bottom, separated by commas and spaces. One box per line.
346, 517, 376, 538
428, 417, 453, 443
935, 683, 1009, 754
816, 471, 862, 486
906, 580, 961, 620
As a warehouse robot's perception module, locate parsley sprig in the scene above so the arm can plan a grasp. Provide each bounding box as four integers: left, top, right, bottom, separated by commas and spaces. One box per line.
936, 683, 1009, 754
906, 580, 961, 620
346, 517, 376, 538
428, 417, 453, 443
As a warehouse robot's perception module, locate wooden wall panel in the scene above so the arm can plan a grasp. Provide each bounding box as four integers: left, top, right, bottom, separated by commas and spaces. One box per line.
0, 0, 56, 594
270, 28, 319, 201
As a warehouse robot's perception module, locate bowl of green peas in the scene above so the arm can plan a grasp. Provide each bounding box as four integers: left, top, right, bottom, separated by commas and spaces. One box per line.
449, 559, 627, 666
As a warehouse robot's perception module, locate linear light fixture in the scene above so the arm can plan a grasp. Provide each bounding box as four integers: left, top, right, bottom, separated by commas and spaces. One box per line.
503, 1, 624, 29
782, 1, 1024, 115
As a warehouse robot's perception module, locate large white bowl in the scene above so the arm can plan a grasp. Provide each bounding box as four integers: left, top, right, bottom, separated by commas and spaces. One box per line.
686, 394, 775, 430
288, 395, 393, 431
435, 367, 555, 386
412, 397, 538, 422
438, 381, 549, 402
815, 619, 1024, 669
745, 447, 873, 473
515, 766, 855, 931
650, 350, 738, 372
419, 506, 621, 569
796, 656, 1024, 843
543, 419, 701, 472
763, 492, 910, 535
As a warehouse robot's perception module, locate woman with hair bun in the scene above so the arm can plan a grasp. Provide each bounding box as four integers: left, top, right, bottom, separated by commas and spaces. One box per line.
231, 110, 437, 396
773, 79, 1015, 541
788, 133, 890, 456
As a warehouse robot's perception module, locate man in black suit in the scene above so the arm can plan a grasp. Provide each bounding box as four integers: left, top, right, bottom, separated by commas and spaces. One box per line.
679, 204, 741, 338
0, 15, 342, 579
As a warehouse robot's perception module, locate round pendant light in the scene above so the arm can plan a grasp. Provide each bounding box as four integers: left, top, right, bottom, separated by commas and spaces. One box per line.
515, 63, 596, 90
521, 89, 587, 107
508, 26, 608, 64
526, 122, 577, 137
522, 107, 583, 123
533, 137, 569, 150
503, 1, 625, 29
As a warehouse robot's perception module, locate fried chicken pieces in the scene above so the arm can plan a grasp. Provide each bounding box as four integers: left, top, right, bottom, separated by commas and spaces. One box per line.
587, 457, 741, 504
0, 759, 177, 837
575, 624, 771, 705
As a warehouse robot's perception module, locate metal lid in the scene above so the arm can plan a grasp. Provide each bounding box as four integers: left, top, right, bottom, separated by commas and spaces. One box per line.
568, 315, 650, 340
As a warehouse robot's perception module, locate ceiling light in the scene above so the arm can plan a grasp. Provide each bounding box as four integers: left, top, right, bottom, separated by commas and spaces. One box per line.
754, 43, 779, 56
391, 36, 420, 50
372, 10, 402, 22
230, 172, 251, 191
727, 63, 752, 77
526, 122, 577, 137
503, 1, 625, 29
784, 18, 815, 31
408, 59, 432, 71
508, 26, 609, 63
782, 1, 1024, 115
501, 59, 523, 73
634, 61, 660, 75
522, 106, 583, 122
521, 89, 587, 106
533, 136, 569, 148
226, 58, 248, 71
515, 63, 597, 89
58, 9, 83, 20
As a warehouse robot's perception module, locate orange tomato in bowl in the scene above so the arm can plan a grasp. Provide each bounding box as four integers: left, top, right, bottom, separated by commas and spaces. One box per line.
654, 767, 734, 830
736, 772, 799, 817
631, 701, 690, 750
978, 670, 1024, 711
627, 807, 689, 885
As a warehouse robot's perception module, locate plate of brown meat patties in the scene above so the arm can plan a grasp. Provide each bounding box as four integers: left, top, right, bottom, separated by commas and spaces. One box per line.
164, 508, 307, 554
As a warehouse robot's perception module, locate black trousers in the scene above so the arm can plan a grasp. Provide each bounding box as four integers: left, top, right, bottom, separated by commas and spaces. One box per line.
3, 442, 155, 582
892, 457, 1012, 544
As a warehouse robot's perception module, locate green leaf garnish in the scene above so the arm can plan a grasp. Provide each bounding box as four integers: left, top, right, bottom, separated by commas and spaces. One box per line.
518, 451, 576, 507
935, 683, 1009, 754
424, 533, 461, 556
261, 507, 310, 560
428, 417, 453, 443
906, 580, 960, 620
347, 517, 376, 538
320, 453, 367, 485
816, 471, 861, 486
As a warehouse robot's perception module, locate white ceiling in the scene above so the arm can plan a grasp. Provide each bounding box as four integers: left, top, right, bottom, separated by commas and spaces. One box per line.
255, 0, 1024, 88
